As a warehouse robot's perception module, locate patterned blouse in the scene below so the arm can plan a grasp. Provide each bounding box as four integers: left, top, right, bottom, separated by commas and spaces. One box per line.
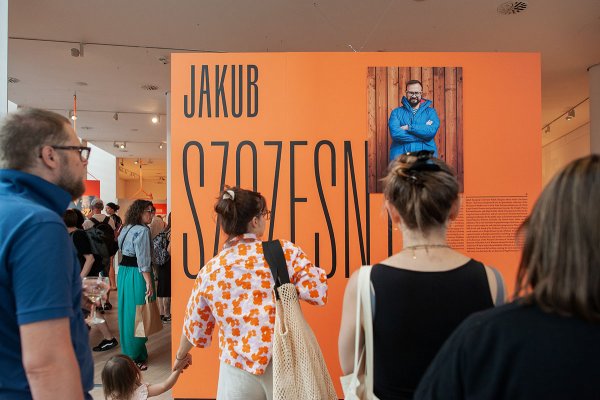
183, 233, 328, 375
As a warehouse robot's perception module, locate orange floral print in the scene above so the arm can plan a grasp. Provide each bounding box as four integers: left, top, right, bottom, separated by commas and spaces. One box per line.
183, 233, 328, 375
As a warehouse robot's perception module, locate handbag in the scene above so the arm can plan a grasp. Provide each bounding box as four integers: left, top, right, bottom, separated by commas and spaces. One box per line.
340, 265, 380, 400
262, 240, 337, 400
134, 295, 163, 338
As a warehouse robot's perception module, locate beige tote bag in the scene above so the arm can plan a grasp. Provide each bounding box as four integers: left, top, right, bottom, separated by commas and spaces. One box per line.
134, 296, 163, 338
340, 265, 380, 399
263, 240, 337, 400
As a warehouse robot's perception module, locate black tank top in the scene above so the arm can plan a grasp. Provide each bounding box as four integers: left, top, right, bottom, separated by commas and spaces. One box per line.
370, 259, 494, 399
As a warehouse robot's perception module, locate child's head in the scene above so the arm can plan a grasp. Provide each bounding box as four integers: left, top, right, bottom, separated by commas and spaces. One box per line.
102, 355, 141, 400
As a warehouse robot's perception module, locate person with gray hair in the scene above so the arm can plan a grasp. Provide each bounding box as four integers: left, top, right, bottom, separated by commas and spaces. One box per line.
0, 108, 94, 399
83, 198, 116, 230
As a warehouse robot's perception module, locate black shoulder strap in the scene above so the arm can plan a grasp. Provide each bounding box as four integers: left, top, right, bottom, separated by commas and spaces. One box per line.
119, 226, 134, 250
262, 240, 290, 299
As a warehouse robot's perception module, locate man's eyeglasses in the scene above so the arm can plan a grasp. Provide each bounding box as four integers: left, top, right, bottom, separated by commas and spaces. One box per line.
51, 146, 92, 161
144, 208, 155, 213
406, 91, 423, 97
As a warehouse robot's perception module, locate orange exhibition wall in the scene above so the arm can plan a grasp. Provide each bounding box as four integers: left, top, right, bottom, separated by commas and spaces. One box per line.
170, 53, 541, 399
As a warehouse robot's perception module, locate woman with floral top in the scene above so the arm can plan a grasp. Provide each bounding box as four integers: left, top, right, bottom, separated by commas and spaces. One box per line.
174, 186, 328, 400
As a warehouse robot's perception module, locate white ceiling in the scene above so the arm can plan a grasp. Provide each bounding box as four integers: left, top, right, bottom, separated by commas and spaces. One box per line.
6, 0, 600, 159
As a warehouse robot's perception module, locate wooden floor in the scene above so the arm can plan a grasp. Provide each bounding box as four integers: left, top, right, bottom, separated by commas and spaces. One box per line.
89, 291, 174, 400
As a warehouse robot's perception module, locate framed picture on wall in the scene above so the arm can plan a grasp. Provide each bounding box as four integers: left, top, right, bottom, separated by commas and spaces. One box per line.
367, 66, 464, 193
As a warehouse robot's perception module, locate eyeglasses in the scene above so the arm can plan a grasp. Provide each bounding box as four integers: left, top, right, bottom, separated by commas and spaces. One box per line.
406, 91, 423, 97
258, 209, 271, 220
51, 146, 92, 161
144, 208, 154, 213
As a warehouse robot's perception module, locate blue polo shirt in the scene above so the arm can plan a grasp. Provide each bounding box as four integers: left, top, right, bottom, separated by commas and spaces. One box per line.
0, 169, 93, 399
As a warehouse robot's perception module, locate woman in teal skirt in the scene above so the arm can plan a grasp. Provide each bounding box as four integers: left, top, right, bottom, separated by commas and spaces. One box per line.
117, 199, 155, 370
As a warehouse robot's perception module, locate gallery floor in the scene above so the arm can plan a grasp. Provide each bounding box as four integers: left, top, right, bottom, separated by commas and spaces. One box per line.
88, 291, 175, 400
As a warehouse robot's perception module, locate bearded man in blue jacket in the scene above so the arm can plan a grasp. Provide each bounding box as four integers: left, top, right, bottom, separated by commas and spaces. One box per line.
388, 80, 440, 161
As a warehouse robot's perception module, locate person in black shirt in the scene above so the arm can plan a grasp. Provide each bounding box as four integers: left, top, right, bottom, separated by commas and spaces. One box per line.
64, 209, 119, 352
415, 155, 600, 400
105, 202, 122, 232
338, 151, 504, 399
105, 202, 122, 292
65, 209, 104, 278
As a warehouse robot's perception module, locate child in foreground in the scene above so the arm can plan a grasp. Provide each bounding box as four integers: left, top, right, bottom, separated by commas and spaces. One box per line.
102, 354, 191, 400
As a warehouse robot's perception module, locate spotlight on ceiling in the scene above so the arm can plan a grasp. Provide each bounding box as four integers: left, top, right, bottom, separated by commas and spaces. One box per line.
159, 142, 165, 150
113, 141, 126, 150
544, 125, 551, 134
70, 42, 84, 57
113, 112, 119, 121
566, 109, 575, 121
134, 159, 139, 165
69, 110, 77, 121
151, 114, 160, 124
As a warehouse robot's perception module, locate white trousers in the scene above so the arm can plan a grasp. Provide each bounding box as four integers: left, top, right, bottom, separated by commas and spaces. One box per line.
216, 361, 273, 400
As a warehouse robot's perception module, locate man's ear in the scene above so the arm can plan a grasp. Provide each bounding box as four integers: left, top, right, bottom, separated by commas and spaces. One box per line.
38, 145, 60, 169
449, 197, 461, 221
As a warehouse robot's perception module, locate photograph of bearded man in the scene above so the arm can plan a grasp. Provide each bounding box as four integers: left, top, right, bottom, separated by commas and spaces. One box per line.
388, 79, 440, 161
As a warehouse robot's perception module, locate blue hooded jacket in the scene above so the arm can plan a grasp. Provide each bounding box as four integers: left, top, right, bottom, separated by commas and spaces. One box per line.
388, 97, 440, 161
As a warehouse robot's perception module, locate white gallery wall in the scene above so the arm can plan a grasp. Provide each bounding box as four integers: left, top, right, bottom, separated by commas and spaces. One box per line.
87, 142, 117, 204
542, 123, 591, 186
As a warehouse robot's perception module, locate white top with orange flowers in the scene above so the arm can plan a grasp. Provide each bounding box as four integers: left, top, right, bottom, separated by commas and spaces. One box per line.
183, 233, 328, 375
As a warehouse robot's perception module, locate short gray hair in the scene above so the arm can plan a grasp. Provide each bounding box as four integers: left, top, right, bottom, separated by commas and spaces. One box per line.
0, 108, 71, 170
91, 198, 104, 210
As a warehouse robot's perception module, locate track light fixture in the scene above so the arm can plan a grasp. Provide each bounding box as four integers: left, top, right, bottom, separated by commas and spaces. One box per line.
113, 141, 126, 149
151, 114, 160, 124
70, 42, 84, 58
69, 110, 77, 121
159, 142, 165, 150
566, 109, 575, 121
544, 125, 550, 133
113, 112, 119, 121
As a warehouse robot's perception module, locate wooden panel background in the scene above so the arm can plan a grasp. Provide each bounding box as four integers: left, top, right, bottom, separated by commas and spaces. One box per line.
367, 66, 463, 193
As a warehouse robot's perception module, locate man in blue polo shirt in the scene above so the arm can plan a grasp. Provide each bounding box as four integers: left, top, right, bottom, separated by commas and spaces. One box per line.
0, 109, 94, 399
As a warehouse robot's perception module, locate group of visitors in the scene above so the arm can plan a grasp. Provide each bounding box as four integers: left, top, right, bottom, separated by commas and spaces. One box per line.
1, 107, 599, 400
64, 197, 172, 369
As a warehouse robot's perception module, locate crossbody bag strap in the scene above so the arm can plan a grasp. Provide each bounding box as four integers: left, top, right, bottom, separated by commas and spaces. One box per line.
119, 226, 134, 252
262, 240, 291, 300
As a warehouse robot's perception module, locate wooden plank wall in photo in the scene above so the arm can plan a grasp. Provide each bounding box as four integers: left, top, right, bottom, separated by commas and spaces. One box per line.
367, 66, 463, 193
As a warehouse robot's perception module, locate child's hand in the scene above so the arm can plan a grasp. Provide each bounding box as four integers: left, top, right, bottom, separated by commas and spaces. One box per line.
173, 353, 192, 372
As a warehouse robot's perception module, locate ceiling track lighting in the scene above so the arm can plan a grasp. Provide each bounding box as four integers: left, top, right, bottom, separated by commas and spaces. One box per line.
540, 98, 588, 136
113, 112, 119, 121
158, 142, 165, 150
565, 109, 575, 121
151, 114, 160, 124
113, 141, 126, 149
68, 109, 77, 121
70, 42, 85, 58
